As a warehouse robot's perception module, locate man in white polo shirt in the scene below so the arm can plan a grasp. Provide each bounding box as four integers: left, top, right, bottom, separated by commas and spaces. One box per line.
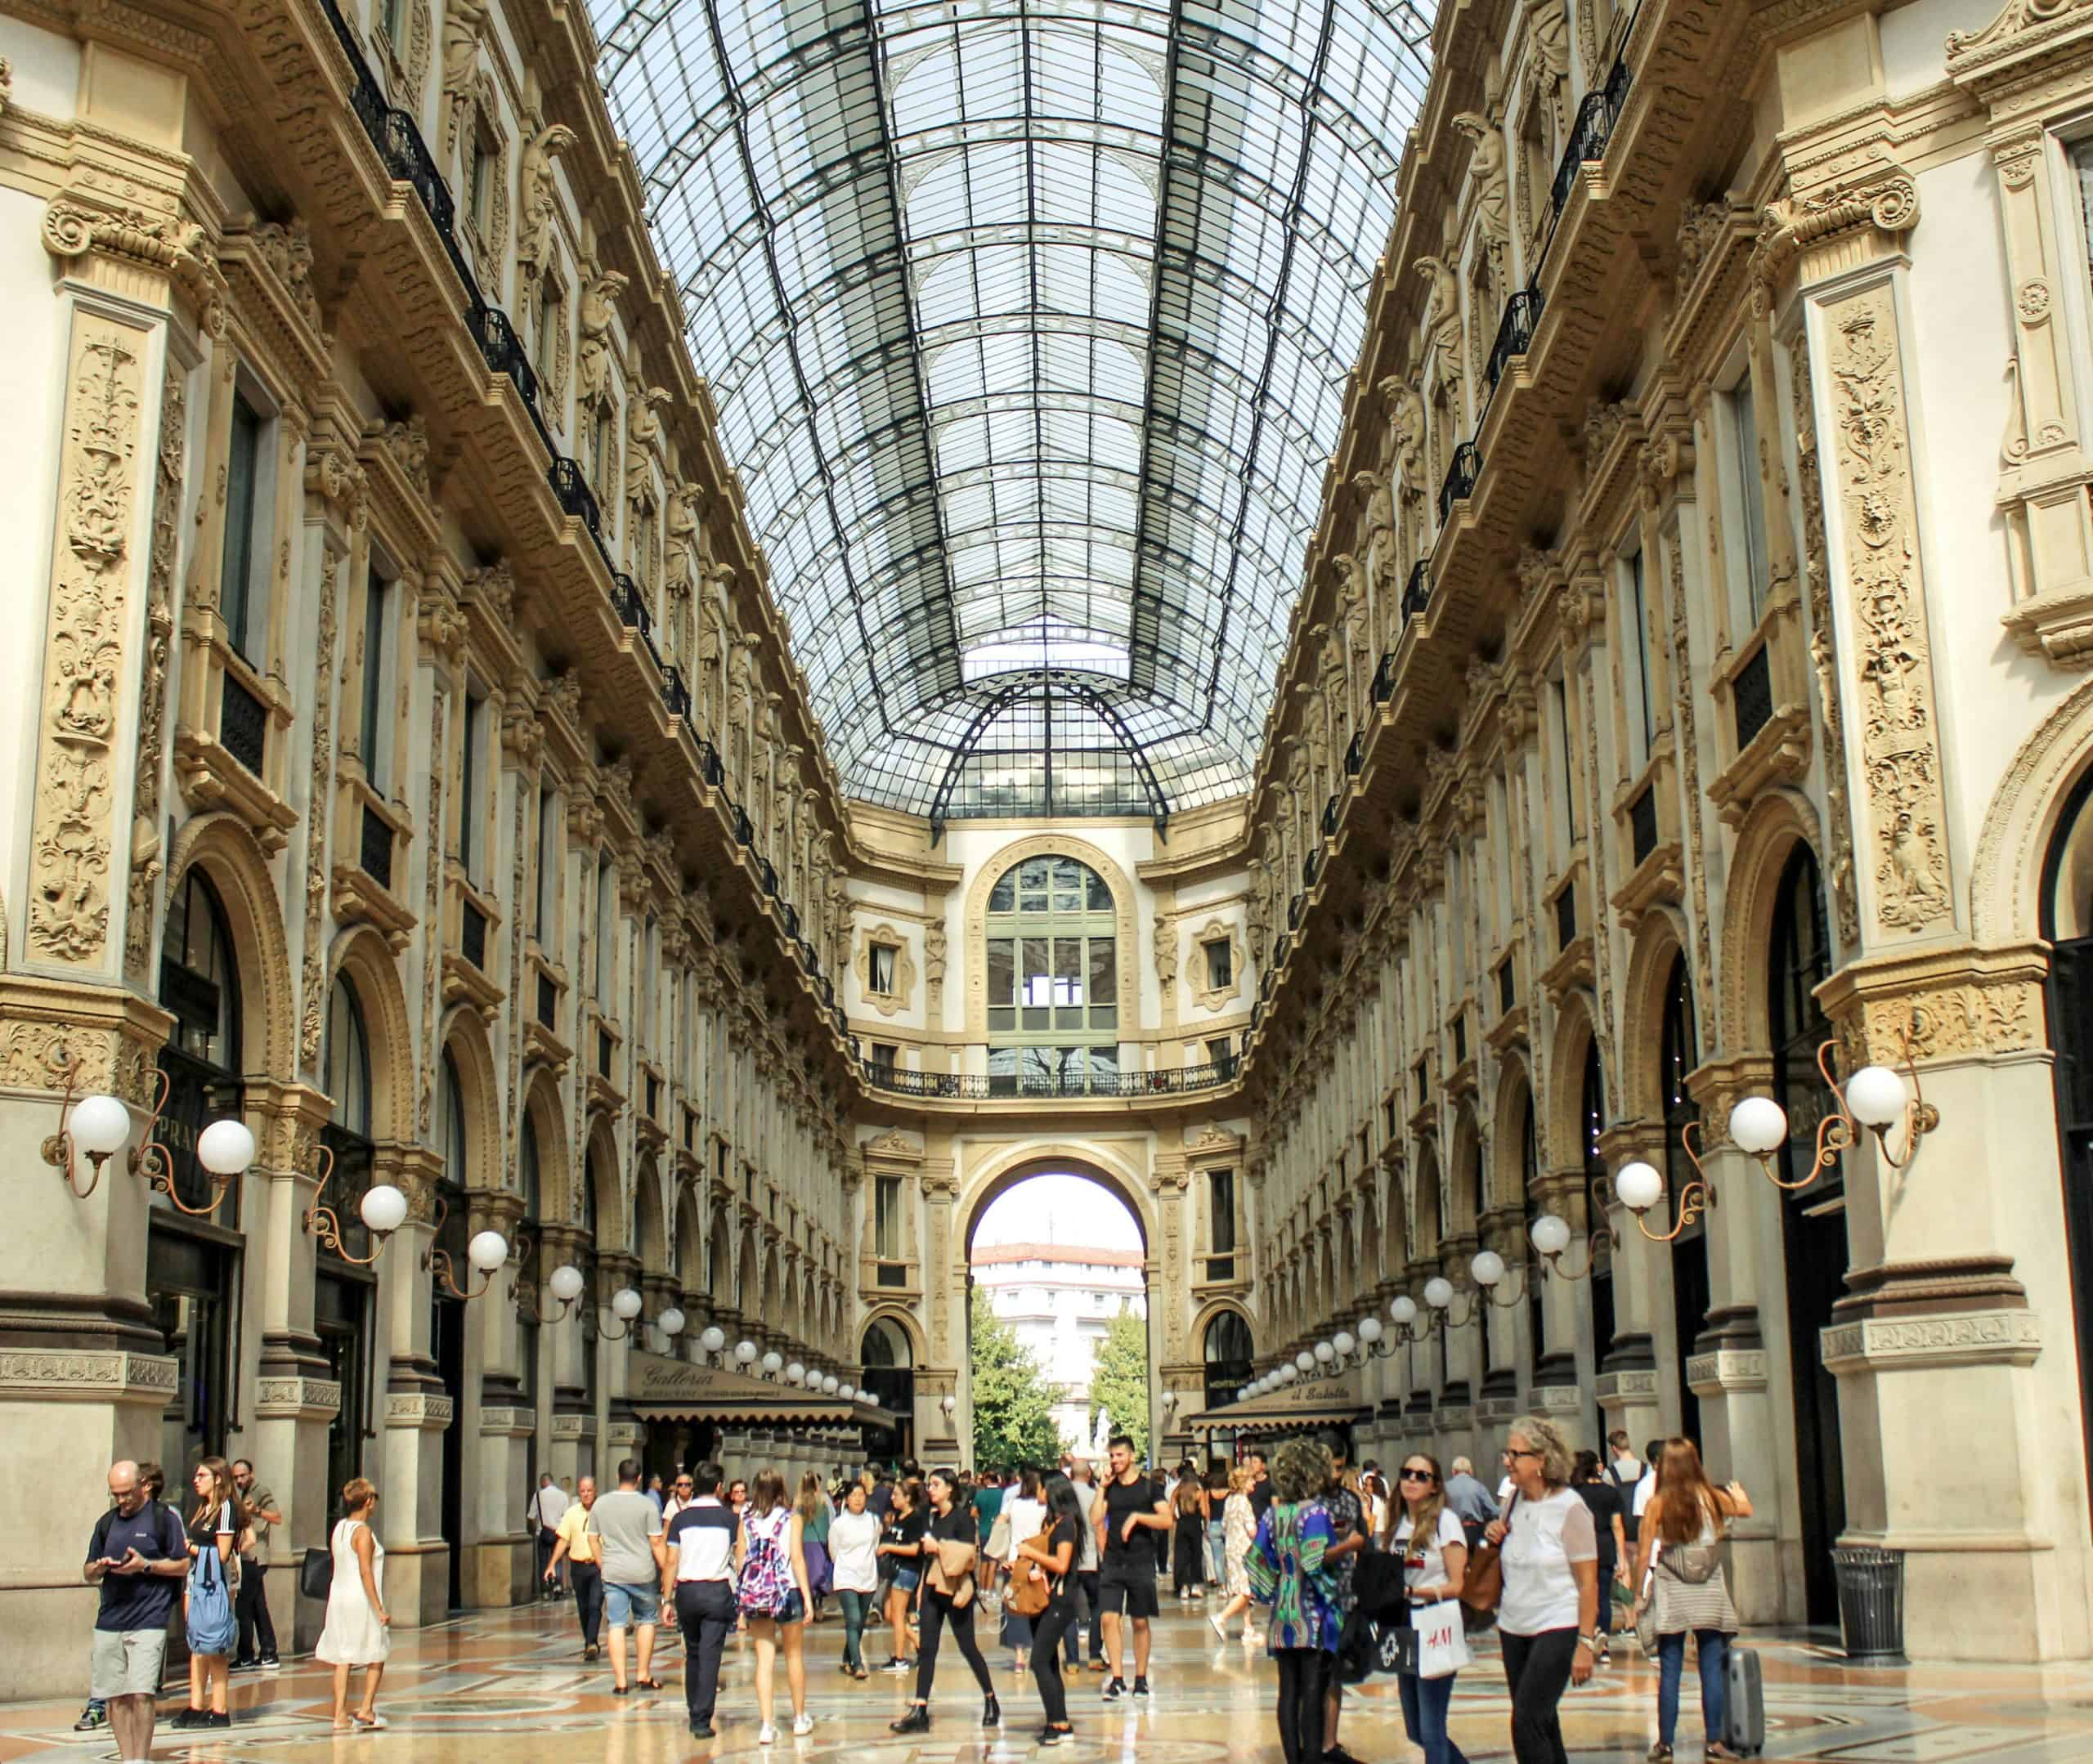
663, 1462, 739, 1740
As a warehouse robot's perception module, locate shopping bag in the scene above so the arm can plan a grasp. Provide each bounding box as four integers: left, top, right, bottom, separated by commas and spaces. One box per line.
1413, 1598, 1472, 1680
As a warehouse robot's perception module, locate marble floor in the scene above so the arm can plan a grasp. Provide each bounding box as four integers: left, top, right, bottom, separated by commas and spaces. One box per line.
7, 1598, 2093, 1763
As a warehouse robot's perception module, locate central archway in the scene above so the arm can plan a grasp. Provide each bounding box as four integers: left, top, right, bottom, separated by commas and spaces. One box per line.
957, 1148, 1156, 1472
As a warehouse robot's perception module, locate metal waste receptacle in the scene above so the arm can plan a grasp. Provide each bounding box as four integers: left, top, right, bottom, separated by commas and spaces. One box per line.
1831, 1546, 1906, 1664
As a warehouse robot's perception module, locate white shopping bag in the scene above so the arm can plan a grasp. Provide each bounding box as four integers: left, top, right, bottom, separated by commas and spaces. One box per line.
1414, 1598, 1472, 1680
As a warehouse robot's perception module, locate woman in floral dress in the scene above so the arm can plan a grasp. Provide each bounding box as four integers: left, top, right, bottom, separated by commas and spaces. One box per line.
1249, 1439, 1341, 1764
1208, 1466, 1262, 1645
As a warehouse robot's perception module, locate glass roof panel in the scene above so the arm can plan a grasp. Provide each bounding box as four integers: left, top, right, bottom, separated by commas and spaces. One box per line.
591, 0, 1435, 814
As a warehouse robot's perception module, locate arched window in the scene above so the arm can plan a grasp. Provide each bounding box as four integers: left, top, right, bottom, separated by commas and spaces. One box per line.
983, 853, 1118, 1095
1658, 955, 1706, 1443
318, 972, 378, 1499
163, 870, 240, 1070
858, 1318, 914, 1431
1203, 1310, 1255, 1410
326, 977, 373, 1139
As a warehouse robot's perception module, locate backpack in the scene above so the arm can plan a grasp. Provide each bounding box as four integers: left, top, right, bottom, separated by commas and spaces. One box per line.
187, 1538, 236, 1656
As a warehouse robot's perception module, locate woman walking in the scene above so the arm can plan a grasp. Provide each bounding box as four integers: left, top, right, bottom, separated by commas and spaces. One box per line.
172, 1457, 241, 1732
877, 1476, 926, 1671
999, 1470, 1046, 1676
1249, 1437, 1342, 1764
1571, 1450, 1629, 1665
316, 1478, 391, 1731
829, 1481, 881, 1678
1632, 1439, 1753, 1762
890, 1468, 998, 1734
1014, 1475, 1083, 1746
1205, 1466, 1231, 1586
737, 1470, 815, 1743
1486, 1417, 1599, 1764
1387, 1453, 1472, 1764
1172, 1462, 1209, 1599
1208, 1466, 1262, 1644
797, 1473, 834, 1623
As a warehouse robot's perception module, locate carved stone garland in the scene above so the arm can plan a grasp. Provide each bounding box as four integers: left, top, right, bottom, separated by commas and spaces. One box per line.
124, 357, 188, 982
1665, 530, 1718, 1037
300, 542, 343, 1070
31, 317, 146, 963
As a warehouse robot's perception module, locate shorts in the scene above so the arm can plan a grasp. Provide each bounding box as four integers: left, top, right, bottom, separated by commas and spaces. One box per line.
603, 1580, 661, 1629
892, 1566, 921, 1594
1096, 1569, 1159, 1619
90, 1628, 166, 1699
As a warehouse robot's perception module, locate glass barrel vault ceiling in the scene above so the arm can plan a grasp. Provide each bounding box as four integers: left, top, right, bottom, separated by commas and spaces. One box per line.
590, 0, 1436, 817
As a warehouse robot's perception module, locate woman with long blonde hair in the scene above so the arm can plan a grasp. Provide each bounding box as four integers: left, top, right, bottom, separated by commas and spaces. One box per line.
172, 1457, 242, 1732
1631, 1439, 1751, 1762
1207, 1465, 1263, 1644
738, 1469, 815, 1743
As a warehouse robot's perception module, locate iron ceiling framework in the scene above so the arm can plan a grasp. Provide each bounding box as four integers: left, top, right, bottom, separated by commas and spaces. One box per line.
590, 0, 1436, 817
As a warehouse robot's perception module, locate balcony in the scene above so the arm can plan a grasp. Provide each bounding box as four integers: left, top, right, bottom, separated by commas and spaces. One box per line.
1372, 651, 1396, 703
661, 665, 692, 719
1302, 847, 1320, 887
1288, 893, 1304, 930
862, 1052, 1240, 1102
1345, 730, 1365, 775
1401, 561, 1431, 625
1437, 441, 1480, 525
1485, 287, 1544, 397
219, 674, 268, 777
359, 800, 393, 893
1321, 794, 1340, 837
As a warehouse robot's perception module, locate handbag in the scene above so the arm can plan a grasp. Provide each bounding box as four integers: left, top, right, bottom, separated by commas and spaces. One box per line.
1009, 1520, 1054, 1618
1457, 1493, 1514, 1615
301, 1543, 333, 1601
984, 1507, 1012, 1562
186, 1546, 236, 1656
1412, 1597, 1472, 1680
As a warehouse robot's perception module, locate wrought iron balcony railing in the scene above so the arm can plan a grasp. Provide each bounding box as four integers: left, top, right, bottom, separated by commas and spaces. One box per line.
863, 1054, 1240, 1101
1437, 441, 1480, 525
1401, 561, 1431, 625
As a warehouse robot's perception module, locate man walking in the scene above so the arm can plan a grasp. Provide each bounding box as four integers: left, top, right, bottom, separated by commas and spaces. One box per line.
530, 1473, 569, 1598
85, 1460, 190, 1764
1067, 1458, 1102, 1671
230, 1460, 283, 1672
591, 1459, 667, 1693
1093, 1435, 1169, 1701
1245, 1448, 1273, 1522
545, 1476, 604, 1657
662, 1461, 738, 1739
1442, 1456, 1499, 1549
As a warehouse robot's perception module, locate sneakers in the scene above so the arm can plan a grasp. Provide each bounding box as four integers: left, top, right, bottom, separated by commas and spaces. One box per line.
200, 1711, 232, 1729
759, 1724, 778, 1745
1038, 1726, 1070, 1746
792, 1713, 815, 1736
1102, 1677, 1126, 1701
1208, 1613, 1228, 1641
73, 1703, 106, 1732
230, 1658, 257, 1673
258, 1655, 281, 1672
1132, 1677, 1151, 1699
1647, 1747, 1674, 1764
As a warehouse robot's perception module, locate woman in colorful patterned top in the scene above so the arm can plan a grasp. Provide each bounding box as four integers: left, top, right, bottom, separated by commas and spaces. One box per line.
1249, 1438, 1340, 1764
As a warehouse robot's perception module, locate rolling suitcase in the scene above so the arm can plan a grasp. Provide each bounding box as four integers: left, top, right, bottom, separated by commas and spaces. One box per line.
1723, 1642, 1765, 1756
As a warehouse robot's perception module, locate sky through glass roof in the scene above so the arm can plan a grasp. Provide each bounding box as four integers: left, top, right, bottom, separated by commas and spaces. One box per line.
590, 0, 1436, 817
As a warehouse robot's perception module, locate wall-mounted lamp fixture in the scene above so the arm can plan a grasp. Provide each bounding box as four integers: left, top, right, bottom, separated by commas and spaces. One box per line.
46, 1054, 253, 1212
598, 1287, 647, 1340
302, 1146, 409, 1265
423, 1192, 512, 1300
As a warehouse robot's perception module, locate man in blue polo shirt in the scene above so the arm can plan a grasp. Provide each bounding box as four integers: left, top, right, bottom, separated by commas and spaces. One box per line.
84, 1459, 190, 1764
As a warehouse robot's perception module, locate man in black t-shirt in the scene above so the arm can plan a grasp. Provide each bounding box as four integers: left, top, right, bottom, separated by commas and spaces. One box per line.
1245, 1448, 1274, 1520
83, 1460, 189, 1764
1091, 1435, 1169, 1699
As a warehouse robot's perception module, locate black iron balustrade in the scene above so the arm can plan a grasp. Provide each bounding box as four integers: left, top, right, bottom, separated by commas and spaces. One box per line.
1438, 442, 1480, 525
863, 1054, 1241, 1102
782, 902, 800, 938
661, 665, 692, 719
460, 898, 487, 971
733, 805, 754, 847
1555, 883, 1577, 952
1288, 893, 1304, 930
1321, 795, 1340, 838
697, 739, 725, 787
1402, 560, 1431, 624
1273, 932, 1291, 965
1302, 848, 1320, 887
359, 801, 392, 892
759, 857, 778, 897
1486, 288, 1544, 395
467, 302, 541, 410
1628, 781, 1660, 867
820, 976, 836, 1008
1550, 89, 1615, 224
548, 458, 601, 532
1732, 639, 1774, 752
220, 674, 268, 777
1346, 730, 1365, 775
1372, 651, 1396, 703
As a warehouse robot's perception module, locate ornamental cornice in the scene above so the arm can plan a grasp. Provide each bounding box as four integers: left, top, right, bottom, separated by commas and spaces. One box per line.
1750, 161, 1919, 295
0, 1349, 177, 1404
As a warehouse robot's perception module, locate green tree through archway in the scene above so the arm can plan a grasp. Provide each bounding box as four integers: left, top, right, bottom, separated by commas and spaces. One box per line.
1088, 1309, 1150, 1462
970, 1288, 1064, 1471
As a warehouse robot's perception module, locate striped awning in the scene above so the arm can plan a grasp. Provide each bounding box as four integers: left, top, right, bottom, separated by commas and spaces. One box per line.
626, 1350, 894, 1429
1181, 1370, 1367, 1435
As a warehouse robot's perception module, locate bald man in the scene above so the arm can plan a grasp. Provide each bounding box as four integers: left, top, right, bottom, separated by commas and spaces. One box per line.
547, 1476, 604, 1657
85, 1460, 190, 1764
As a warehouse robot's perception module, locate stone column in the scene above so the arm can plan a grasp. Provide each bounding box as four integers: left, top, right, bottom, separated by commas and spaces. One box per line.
377, 1149, 454, 1627
1592, 1126, 1667, 1451
470, 1189, 530, 1608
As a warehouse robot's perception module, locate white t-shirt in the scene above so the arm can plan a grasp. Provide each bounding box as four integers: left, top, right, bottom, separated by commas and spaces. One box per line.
829, 1508, 881, 1592
531, 1484, 569, 1529
1496, 1487, 1598, 1637
1633, 1471, 1657, 1518
1070, 1481, 1099, 1571
1393, 1508, 1467, 1598
1002, 1497, 1046, 1563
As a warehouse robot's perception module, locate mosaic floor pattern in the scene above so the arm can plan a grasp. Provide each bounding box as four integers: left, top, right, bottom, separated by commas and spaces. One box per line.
6, 1599, 2093, 1762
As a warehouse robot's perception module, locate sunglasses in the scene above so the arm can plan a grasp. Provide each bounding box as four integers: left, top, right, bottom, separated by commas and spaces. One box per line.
1398, 1468, 1436, 1482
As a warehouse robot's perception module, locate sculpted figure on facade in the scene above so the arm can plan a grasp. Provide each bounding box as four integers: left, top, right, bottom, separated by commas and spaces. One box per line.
1379, 374, 1427, 561
1451, 112, 1509, 271
1414, 255, 1463, 389
1247, 856, 1271, 964
1527, 0, 1571, 135
516, 119, 576, 281
1154, 913, 1178, 989
441, 0, 489, 153
576, 268, 628, 408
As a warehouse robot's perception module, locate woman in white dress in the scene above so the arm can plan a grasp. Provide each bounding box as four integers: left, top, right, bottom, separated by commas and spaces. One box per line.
316, 1478, 391, 1730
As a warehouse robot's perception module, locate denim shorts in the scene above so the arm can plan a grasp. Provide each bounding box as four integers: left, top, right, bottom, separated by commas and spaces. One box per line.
892, 1565, 921, 1593
603, 1579, 661, 1629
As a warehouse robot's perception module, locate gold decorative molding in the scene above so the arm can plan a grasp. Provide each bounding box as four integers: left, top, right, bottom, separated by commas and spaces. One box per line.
853, 921, 916, 1018
1188, 917, 1246, 1014
1821, 944, 2048, 1066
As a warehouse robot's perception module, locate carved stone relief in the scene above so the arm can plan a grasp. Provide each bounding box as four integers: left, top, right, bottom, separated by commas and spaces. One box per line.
124, 357, 188, 983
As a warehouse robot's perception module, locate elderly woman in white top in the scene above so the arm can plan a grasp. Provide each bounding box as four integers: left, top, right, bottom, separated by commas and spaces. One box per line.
1483, 1417, 1598, 1764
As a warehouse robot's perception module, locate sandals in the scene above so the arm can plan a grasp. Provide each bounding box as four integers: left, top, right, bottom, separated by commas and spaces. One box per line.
355, 1714, 388, 1730
636, 1677, 666, 1690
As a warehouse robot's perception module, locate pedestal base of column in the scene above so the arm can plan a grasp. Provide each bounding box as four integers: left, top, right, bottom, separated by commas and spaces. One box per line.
383, 1540, 453, 1630
473, 1534, 532, 1608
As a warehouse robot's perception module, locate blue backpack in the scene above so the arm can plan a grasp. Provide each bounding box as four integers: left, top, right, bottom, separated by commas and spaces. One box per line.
187, 1537, 235, 1656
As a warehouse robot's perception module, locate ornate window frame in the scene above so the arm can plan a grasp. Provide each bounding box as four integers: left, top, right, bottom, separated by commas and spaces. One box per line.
1190, 918, 1245, 1014
458, 74, 509, 293
854, 922, 915, 1017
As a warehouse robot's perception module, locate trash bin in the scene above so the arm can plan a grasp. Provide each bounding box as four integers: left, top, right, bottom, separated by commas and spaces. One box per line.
1831, 1546, 1906, 1664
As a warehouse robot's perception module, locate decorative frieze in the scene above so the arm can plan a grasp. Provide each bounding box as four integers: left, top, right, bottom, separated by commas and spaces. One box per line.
253, 1377, 343, 1420
0, 1349, 177, 1402
1821, 1310, 2041, 1373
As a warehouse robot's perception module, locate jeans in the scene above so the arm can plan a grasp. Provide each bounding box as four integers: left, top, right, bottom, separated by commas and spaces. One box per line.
1078, 1570, 1101, 1661
603, 1580, 657, 1630
1031, 1594, 1078, 1726
914, 1588, 993, 1704
535, 1531, 558, 1591
1207, 1520, 1228, 1586
1398, 1668, 1472, 1764
837, 1589, 871, 1670
570, 1562, 603, 1648
1656, 1628, 1729, 1748
233, 1562, 276, 1662
1273, 1646, 1333, 1764
677, 1580, 736, 1730
1499, 1627, 1579, 1764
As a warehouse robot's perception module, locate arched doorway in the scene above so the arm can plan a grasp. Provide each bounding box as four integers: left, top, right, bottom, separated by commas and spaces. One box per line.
153, 869, 245, 1471
319, 974, 379, 1509
859, 1317, 917, 1465
966, 1165, 1150, 1467
1201, 1310, 1255, 1426
1769, 844, 1844, 1624
2045, 771, 2093, 1507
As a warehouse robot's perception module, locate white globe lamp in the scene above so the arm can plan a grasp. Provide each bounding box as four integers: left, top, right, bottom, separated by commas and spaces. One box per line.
197, 1117, 256, 1177
1279, 1363, 1299, 1384
1333, 1330, 1356, 1357
549, 1263, 585, 1304
762, 1350, 783, 1375
1423, 1277, 1454, 1310
1294, 1350, 1315, 1373
1846, 1064, 1908, 1130
786, 1362, 806, 1385
1313, 1340, 1336, 1364
1728, 1095, 1789, 1156
360, 1184, 410, 1237
612, 1287, 644, 1322
1391, 1295, 1418, 1327
1358, 1315, 1383, 1344
69, 1094, 131, 1158
1614, 1160, 1665, 1214
1529, 1213, 1572, 1259
468, 1230, 510, 1274
821, 1374, 840, 1395
659, 1307, 686, 1338
1471, 1249, 1506, 1288
700, 1325, 727, 1354
734, 1339, 759, 1364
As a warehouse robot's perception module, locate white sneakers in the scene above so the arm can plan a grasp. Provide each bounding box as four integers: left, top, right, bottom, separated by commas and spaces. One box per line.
760, 1725, 778, 1744
793, 1713, 816, 1736
1208, 1613, 1228, 1641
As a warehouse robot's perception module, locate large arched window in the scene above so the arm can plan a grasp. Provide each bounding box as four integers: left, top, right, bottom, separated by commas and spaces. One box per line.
984, 853, 1119, 1094
1203, 1310, 1255, 1411
318, 972, 378, 1498
858, 1318, 915, 1445
1659, 955, 1706, 1443
151, 870, 244, 1468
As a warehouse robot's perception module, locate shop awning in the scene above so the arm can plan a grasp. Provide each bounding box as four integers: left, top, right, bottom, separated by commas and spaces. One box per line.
626, 1350, 895, 1428
1182, 1370, 1369, 1435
